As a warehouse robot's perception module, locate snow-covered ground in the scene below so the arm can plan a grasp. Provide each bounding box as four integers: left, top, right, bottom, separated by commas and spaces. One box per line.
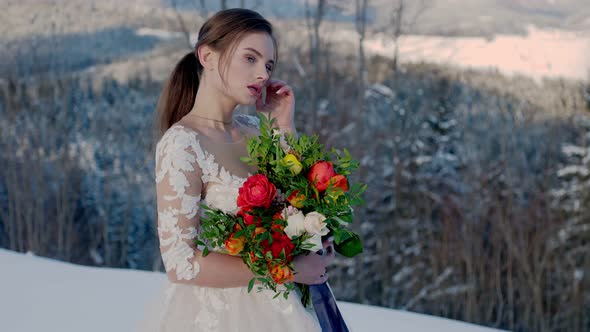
341, 25, 590, 83
0, 248, 505, 332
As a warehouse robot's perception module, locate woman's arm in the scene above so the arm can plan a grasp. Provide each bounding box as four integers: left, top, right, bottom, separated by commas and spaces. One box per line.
155, 126, 255, 288
167, 251, 256, 288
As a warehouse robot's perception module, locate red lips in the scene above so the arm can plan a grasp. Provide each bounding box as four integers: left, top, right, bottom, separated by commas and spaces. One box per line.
247, 84, 262, 96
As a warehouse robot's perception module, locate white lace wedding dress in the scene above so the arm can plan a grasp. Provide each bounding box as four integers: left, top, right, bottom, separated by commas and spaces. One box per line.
136, 114, 322, 332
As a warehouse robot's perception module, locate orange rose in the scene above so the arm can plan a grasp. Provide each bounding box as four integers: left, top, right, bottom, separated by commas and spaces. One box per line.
287, 190, 306, 208
252, 227, 266, 239
249, 251, 259, 263
272, 210, 284, 221
307, 161, 336, 192
269, 263, 294, 284
328, 174, 348, 192
224, 232, 246, 255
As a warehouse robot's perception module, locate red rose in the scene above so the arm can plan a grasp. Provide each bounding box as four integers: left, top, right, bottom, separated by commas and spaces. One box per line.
271, 222, 285, 233
328, 174, 349, 192
262, 232, 295, 262
237, 174, 277, 208
237, 207, 262, 226
307, 161, 336, 192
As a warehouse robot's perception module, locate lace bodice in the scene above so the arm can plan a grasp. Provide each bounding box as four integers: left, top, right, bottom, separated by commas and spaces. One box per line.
154, 114, 260, 282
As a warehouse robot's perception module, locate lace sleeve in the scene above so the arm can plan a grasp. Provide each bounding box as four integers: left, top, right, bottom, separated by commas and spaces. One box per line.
155, 126, 204, 282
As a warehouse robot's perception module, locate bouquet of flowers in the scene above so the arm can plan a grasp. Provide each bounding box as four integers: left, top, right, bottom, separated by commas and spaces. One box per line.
196, 113, 366, 307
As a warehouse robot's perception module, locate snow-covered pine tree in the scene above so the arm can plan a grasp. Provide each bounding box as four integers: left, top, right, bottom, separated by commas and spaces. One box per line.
551, 113, 590, 328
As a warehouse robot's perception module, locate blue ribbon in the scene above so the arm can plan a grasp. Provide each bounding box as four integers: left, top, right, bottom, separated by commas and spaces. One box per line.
310, 282, 350, 332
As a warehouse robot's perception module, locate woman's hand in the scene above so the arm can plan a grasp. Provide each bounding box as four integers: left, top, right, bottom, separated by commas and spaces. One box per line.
292, 238, 335, 285
256, 79, 295, 129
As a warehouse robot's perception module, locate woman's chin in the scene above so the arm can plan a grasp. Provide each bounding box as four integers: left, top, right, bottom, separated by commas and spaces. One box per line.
239, 96, 258, 106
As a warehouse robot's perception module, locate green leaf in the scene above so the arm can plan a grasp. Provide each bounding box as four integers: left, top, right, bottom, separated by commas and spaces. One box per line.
335, 233, 363, 257
332, 227, 353, 244
248, 278, 256, 293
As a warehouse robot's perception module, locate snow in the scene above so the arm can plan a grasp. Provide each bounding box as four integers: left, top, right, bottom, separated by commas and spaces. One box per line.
338, 25, 590, 83
0, 248, 504, 332
562, 144, 588, 157
557, 165, 590, 177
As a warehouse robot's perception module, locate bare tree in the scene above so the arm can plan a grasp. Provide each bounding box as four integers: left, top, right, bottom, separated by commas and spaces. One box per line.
304, 0, 327, 135
586, 71, 590, 111
171, 0, 193, 49
171, 0, 209, 49
387, 0, 431, 72
355, 0, 369, 107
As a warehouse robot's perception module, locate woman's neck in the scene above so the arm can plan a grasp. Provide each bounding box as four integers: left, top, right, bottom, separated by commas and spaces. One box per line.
189, 79, 237, 124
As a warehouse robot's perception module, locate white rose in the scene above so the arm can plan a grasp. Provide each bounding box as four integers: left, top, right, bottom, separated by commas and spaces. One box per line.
284, 210, 306, 239
304, 233, 324, 252
303, 212, 329, 236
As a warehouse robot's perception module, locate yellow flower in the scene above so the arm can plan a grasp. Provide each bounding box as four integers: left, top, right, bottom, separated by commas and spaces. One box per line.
325, 191, 347, 205
281, 154, 303, 175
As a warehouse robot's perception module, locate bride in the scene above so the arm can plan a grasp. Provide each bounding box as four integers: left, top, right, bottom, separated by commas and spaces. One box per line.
137, 8, 342, 331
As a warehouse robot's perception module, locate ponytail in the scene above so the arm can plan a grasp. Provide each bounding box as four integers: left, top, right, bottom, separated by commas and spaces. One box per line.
154, 9, 276, 140
155, 52, 202, 138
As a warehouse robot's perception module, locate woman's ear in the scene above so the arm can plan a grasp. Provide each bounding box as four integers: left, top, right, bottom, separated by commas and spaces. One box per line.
197, 45, 217, 71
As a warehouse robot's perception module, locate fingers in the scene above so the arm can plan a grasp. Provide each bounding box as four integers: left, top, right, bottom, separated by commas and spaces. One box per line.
313, 271, 329, 284
267, 79, 286, 88
316, 240, 334, 267
266, 79, 292, 96
275, 85, 292, 95
317, 239, 334, 256
255, 93, 265, 109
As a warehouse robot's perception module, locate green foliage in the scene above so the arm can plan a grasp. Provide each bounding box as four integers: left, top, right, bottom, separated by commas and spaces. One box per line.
242, 113, 366, 257
198, 112, 366, 307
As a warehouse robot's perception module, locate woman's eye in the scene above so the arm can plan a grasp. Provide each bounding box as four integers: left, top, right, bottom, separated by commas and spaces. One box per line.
247, 56, 256, 63
266, 65, 273, 72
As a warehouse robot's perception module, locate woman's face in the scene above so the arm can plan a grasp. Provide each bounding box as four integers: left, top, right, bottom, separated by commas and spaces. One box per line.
216, 32, 276, 105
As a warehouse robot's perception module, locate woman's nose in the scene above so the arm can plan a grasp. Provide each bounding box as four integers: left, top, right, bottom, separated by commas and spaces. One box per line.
257, 67, 269, 82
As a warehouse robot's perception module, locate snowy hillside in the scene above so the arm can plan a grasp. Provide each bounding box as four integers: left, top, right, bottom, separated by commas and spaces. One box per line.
0, 249, 505, 332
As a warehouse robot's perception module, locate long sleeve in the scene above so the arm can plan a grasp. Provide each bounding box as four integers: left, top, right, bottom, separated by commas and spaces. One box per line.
155, 127, 204, 282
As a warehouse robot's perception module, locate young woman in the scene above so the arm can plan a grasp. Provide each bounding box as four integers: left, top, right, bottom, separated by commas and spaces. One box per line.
137, 9, 336, 331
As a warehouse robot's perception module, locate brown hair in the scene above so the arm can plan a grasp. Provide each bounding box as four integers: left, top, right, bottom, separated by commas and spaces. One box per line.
154, 8, 277, 138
